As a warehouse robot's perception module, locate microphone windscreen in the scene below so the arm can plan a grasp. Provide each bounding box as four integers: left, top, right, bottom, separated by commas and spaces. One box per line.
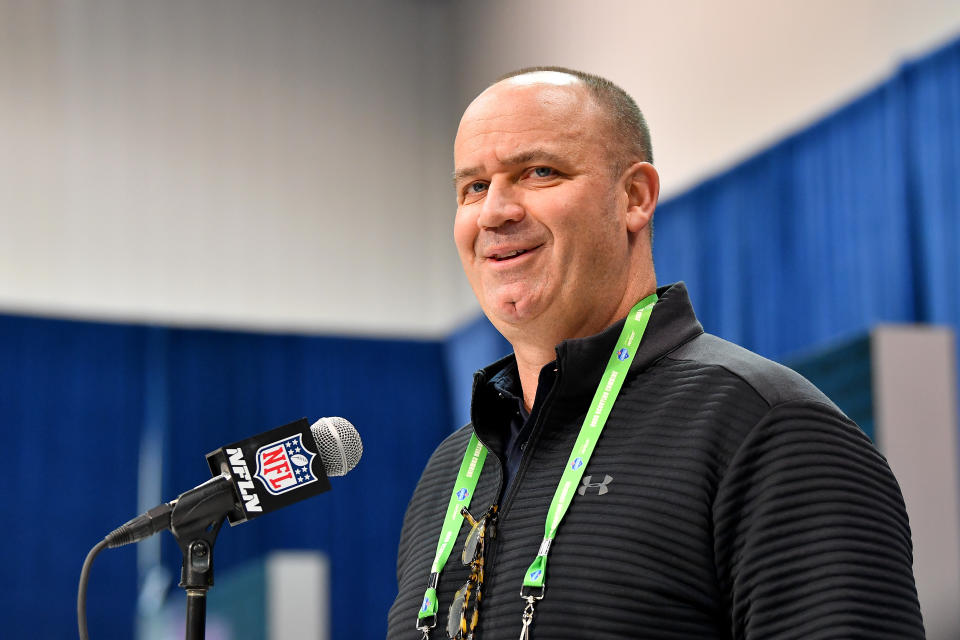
310, 417, 363, 477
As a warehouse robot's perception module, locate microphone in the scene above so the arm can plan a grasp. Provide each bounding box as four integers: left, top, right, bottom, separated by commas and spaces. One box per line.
105, 417, 362, 548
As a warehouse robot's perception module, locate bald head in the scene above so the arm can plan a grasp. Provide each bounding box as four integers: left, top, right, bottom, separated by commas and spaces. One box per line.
495, 66, 653, 171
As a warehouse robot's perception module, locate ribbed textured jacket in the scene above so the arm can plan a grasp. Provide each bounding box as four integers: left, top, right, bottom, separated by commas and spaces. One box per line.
387, 283, 924, 639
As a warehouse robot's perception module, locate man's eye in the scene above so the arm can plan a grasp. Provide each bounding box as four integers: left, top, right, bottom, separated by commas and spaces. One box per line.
468, 182, 487, 194
532, 167, 556, 178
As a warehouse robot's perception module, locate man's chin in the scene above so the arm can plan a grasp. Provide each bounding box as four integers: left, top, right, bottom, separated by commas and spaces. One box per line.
483, 292, 546, 329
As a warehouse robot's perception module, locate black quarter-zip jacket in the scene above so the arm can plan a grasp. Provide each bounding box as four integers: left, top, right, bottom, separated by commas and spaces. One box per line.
387, 283, 924, 639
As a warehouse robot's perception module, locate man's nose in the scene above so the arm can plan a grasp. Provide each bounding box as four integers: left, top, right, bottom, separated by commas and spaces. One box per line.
477, 180, 525, 229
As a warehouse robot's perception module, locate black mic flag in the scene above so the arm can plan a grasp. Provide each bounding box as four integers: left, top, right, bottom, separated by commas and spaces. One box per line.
206, 417, 331, 524
105, 417, 362, 548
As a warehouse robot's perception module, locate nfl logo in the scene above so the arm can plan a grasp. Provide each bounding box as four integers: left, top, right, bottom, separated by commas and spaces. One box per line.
255, 434, 318, 495
617, 348, 630, 361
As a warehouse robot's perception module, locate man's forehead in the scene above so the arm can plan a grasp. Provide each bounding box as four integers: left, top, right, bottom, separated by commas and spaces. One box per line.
455, 78, 602, 177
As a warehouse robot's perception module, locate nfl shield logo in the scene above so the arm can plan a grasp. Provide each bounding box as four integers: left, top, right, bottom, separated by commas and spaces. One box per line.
255, 434, 318, 495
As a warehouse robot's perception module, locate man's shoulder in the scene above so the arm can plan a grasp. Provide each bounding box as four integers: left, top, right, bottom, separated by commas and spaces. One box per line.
412, 424, 475, 489
663, 332, 840, 411
430, 423, 475, 461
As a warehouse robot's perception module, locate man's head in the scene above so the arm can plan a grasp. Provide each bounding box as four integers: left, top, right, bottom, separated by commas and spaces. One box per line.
452, 67, 659, 346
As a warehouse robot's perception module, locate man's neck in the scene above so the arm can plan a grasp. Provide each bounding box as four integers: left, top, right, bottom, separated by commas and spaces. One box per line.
514, 342, 560, 412
510, 284, 657, 412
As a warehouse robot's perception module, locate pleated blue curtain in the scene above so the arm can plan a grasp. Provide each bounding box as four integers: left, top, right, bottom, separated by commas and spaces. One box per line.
0, 319, 450, 639
0, 316, 146, 638
902, 41, 960, 328
653, 37, 960, 361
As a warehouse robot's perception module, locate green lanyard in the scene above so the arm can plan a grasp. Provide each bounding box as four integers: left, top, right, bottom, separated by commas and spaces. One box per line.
417, 432, 487, 628
521, 293, 657, 596
416, 293, 658, 633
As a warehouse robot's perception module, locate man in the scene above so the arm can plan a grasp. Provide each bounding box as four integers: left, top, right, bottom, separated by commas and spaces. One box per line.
387, 67, 924, 639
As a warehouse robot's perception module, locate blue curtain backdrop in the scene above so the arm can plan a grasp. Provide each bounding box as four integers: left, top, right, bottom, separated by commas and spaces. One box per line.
1, 33, 957, 640
0, 317, 450, 639
651, 36, 959, 361
0, 316, 146, 639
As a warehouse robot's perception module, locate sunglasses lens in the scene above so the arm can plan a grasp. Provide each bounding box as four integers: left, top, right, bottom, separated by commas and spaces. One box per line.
461, 518, 486, 564
446, 582, 468, 638
447, 506, 496, 638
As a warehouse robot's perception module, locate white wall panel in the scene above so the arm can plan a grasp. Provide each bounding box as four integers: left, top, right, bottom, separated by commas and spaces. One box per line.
872, 327, 960, 640
0, 0, 469, 336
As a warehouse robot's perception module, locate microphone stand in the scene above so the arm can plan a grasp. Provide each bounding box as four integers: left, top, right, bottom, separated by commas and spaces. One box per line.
168, 475, 238, 640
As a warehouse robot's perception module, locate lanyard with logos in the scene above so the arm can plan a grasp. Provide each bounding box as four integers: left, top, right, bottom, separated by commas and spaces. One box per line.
518, 293, 657, 638
416, 293, 658, 638
417, 432, 487, 634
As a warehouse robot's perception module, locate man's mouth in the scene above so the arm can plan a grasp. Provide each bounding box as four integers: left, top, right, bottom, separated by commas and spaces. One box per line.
488, 245, 542, 262
494, 249, 528, 261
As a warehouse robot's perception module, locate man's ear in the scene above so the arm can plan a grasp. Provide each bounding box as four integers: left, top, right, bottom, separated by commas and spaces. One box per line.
624, 162, 659, 233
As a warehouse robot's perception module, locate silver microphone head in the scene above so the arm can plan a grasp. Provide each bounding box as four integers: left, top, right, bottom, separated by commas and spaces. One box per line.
310, 417, 362, 477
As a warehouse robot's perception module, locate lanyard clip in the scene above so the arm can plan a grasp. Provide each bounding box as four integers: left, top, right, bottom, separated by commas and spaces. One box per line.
519, 585, 544, 600
416, 616, 436, 639
518, 595, 538, 640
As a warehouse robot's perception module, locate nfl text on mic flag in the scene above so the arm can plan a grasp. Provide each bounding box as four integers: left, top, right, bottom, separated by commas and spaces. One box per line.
105, 417, 363, 547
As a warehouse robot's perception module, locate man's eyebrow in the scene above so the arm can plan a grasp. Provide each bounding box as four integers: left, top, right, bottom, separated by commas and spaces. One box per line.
452, 149, 567, 185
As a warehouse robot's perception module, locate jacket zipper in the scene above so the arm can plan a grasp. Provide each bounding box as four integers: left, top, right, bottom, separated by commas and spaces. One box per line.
473, 364, 564, 637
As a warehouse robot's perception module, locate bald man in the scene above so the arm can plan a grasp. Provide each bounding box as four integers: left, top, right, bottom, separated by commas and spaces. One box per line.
387, 67, 923, 640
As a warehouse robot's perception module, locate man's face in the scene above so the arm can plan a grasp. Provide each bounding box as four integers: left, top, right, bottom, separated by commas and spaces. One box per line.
453, 79, 635, 336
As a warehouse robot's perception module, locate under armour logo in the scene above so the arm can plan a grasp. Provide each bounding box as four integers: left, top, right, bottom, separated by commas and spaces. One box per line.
578, 474, 613, 495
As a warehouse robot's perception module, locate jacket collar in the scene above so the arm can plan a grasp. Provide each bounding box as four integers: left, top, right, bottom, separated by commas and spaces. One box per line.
470, 282, 704, 442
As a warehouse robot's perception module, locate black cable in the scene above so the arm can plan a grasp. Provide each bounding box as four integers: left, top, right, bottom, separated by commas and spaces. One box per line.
78, 538, 108, 640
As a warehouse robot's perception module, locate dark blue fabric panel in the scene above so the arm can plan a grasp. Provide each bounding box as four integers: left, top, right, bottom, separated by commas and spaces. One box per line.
0, 314, 145, 638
